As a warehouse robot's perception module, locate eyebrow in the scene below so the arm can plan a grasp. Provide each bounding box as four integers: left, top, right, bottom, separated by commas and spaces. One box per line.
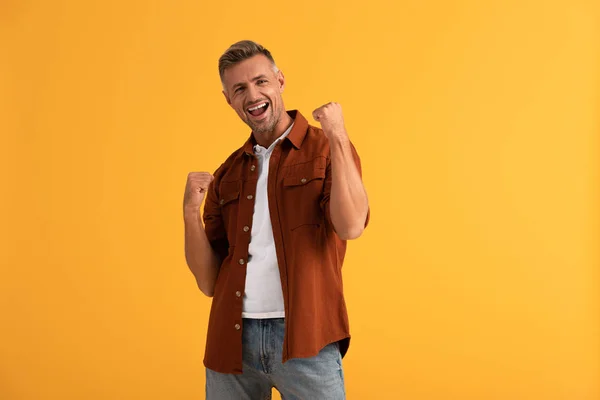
232, 74, 269, 90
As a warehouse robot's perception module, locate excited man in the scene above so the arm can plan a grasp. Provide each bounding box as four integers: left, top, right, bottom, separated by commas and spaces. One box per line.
183, 40, 370, 399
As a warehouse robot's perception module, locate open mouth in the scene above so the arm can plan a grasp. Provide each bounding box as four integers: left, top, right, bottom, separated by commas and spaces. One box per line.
247, 102, 269, 118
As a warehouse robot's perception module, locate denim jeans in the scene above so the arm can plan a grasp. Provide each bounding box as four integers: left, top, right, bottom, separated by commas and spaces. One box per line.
206, 318, 346, 400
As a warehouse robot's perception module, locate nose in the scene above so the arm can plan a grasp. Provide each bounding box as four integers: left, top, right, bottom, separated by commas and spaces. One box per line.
246, 85, 262, 104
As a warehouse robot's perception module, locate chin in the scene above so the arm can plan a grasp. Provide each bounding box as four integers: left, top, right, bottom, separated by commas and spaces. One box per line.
252, 118, 277, 135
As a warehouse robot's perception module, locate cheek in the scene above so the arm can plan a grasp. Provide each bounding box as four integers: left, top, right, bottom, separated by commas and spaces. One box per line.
232, 99, 246, 115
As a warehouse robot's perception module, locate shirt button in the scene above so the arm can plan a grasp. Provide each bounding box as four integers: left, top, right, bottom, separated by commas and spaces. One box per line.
301, 178, 307, 184
247, 194, 253, 200
238, 258, 245, 265
234, 323, 241, 330
243, 226, 250, 232
250, 165, 256, 171
235, 291, 242, 297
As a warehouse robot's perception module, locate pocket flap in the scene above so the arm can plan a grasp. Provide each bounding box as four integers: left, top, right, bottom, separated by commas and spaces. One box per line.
219, 191, 240, 206
283, 168, 326, 187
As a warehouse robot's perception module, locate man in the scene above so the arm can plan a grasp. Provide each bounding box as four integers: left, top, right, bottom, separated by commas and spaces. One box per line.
183, 40, 370, 399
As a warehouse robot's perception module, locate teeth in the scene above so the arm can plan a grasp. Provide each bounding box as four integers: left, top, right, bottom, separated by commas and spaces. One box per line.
248, 102, 267, 111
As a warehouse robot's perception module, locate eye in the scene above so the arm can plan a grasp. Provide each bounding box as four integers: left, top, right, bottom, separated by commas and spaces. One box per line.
257, 79, 267, 84
235, 87, 244, 93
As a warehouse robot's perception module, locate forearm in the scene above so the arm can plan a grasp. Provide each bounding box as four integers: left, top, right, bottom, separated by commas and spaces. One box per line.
329, 137, 369, 240
183, 208, 221, 296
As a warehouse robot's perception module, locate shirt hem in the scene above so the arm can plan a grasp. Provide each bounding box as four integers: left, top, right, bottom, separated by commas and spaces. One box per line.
241, 311, 285, 319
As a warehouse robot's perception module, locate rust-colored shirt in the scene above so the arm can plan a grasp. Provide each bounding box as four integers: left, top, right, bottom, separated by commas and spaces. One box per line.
202, 110, 369, 374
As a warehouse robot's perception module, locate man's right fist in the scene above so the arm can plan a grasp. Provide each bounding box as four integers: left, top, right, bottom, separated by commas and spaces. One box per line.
183, 172, 214, 211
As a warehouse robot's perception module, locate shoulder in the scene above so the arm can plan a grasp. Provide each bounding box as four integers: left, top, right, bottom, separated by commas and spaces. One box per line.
302, 124, 363, 158
301, 124, 331, 155
212, 144, 247, 181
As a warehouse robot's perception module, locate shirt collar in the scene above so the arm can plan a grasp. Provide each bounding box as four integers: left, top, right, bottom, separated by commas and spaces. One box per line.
254, 120, 294, 154
243, 110, 309, 156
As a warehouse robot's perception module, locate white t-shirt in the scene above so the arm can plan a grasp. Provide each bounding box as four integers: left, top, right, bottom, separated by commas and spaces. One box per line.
242, 122, 294, 318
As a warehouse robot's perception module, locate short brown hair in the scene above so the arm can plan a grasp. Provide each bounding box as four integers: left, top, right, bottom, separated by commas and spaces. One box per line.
218, 40, 277, 82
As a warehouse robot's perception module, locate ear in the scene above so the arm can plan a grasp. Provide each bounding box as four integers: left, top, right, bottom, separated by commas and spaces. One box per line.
277, 70, 285, 93
222, 89, 232, 106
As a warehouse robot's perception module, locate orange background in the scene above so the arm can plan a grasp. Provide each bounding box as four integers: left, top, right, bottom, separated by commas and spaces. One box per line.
1, 1, 599, 399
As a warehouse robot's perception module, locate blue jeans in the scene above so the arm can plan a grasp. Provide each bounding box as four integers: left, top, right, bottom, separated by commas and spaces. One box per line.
206, 318, 346, 400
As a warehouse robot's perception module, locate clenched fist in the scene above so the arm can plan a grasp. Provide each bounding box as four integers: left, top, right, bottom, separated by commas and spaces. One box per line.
183, 172, 214, 212
312, 102, 348, 140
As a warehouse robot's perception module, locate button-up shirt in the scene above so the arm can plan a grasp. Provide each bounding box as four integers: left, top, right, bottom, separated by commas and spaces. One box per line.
202, 110, 370, 374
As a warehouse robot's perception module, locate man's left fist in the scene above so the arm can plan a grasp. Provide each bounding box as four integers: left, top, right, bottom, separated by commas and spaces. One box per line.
312, 102, 347, 140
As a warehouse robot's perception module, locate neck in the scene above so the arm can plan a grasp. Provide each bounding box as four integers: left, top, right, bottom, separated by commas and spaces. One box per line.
255, 112, 294, 148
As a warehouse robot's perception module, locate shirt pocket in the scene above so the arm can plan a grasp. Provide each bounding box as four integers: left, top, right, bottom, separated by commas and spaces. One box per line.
282, 166, 326, 230
219, 190, 240, 206
218, 183, 241, 245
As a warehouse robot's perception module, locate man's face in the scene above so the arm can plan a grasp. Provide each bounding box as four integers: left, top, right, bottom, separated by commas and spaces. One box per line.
222, 54, 285, 135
